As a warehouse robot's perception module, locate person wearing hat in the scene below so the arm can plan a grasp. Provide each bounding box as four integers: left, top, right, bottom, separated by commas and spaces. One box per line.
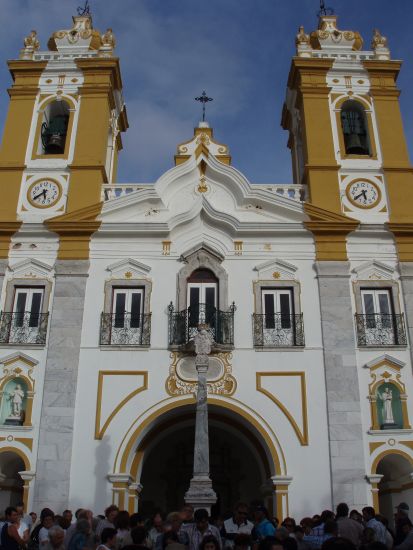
394, 518, 413, 550
394, 503, 412, 546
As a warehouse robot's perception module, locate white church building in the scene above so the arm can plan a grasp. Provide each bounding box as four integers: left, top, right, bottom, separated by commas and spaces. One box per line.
0, 8, 412, 520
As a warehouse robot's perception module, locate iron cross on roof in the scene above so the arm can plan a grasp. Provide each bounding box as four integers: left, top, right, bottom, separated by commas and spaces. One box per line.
195, 91, 213, 122
318, 0, 334, 16
77, 0, 91, 16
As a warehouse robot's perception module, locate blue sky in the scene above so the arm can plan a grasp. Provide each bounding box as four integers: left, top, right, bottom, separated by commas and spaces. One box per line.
0, 0, 412, 183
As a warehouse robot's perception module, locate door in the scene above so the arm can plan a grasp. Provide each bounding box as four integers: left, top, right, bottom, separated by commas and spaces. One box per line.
187, 282, 217, 330
13, 288, 44, 328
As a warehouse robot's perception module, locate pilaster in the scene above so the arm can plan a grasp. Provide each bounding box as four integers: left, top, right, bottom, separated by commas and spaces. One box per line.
316, 261, 368, 507
33, 260, 89, 511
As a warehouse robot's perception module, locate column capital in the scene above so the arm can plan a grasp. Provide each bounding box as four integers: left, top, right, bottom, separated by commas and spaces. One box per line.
18, 470, 35, 482
107, 473, 132, 485
365, 474, 383, 485
271, 475, 293, 487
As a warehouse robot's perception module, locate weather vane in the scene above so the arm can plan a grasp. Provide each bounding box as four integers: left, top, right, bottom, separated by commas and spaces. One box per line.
77, 0, 91, 16
195, 91, 213, 122
318, 0, 334, 16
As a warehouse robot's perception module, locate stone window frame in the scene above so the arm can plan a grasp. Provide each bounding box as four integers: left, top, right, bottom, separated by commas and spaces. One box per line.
3, 278, 53, 314
352, 280, 402, 317
252, 280, 302, 316
103, 278, 152, 315
176, 248, 228, 311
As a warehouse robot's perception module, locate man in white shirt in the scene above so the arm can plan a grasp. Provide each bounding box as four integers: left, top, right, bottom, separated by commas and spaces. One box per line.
221, 503, 253, 549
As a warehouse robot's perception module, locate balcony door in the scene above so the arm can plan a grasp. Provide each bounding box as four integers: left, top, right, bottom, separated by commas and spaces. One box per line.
187, 269, 218, 337
361, 289, 394, 344
261, 289, 294, 346
13, 288, 44, 328
111, 288, 144, 344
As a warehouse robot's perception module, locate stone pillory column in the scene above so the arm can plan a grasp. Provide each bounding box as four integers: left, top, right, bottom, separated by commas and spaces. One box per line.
33, 260, 89, 511
316, 262, 368, 508
185, 326, 217, 513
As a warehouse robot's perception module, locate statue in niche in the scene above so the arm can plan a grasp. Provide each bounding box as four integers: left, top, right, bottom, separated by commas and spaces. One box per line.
378, 386, 396, 427
8, 384, 25, 419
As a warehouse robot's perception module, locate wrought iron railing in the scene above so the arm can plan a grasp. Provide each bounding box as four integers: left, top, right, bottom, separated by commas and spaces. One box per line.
0, 312, 49, 345
355, 313, 406, 346
253, 313, 305, 347
100, 313, 151, 346
168, 302, 236, 347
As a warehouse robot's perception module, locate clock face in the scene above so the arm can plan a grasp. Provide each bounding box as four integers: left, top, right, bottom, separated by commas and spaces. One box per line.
27, 179, 62, 209
346, 180, 381, 209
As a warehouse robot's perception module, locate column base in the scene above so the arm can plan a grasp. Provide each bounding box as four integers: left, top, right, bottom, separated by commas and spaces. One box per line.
185, 476, 217, 513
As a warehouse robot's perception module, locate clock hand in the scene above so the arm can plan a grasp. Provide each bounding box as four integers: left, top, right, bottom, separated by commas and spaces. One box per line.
33, 189, 48, 201
353, 190, 368, 201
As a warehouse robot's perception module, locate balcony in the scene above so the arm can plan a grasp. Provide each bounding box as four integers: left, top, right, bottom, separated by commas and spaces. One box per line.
0, 312, 49, 345
253, 313, 305, 347
355, 314, 407, 347
100, 313, 151, 346
168, 303, 235, 348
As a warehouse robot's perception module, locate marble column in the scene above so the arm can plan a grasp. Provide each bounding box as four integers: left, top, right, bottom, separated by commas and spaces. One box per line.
185, 328, 217, 513
33, 260, 89, 512
316, 261, 368, 508
399, 263, 413, 362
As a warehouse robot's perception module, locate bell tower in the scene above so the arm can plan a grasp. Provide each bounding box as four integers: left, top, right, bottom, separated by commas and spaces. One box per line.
282, 13, 413, 261
0, 11, 128, 258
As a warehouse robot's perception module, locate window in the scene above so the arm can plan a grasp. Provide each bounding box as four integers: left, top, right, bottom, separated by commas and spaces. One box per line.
340, 101, 370, 156
252, 282, 304, 348
100, 279, 152, 347
354, 283, 406, 347
0, 285, 49, 345
39, 100, 70, 155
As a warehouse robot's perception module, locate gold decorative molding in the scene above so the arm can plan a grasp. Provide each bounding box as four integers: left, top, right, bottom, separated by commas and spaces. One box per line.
256, 372, 308, 445
369, 441, 385, 454
95, 371, 148, 440
166, 352, 236, 397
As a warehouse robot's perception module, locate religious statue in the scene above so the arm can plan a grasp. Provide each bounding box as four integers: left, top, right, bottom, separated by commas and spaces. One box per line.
23, 30, 40, 51
194, 326, 213, 359
8, 384, 25, 419
379, 387, 394, 425
101, 28, 116, 49
371, 29, 388, 49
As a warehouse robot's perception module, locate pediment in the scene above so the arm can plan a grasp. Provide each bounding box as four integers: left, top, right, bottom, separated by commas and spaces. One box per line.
364, 355, 405, 372
0, 352, 38, 368
180, 243, 225, 264
352, 260, 395, 281
254, 258, 298, 280
8, 258, 54, 279
106, 258, 151, 278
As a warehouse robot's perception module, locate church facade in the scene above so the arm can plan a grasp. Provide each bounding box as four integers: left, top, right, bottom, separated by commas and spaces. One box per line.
0, 9, 412, 520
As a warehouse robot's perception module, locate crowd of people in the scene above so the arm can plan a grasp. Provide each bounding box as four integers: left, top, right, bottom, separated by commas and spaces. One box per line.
0, 500, 412, 550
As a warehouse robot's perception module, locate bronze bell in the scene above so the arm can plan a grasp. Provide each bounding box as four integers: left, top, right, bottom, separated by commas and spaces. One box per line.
345, 132, 366, 155
45, 133, 65, 154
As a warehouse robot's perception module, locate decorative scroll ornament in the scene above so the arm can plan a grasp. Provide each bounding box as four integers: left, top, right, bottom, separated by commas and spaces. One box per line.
48, 14, 101, 52
20, 30, 40, 59
310, 15, 363, 51
166, 352, 236, 396
99, 28, 116, 57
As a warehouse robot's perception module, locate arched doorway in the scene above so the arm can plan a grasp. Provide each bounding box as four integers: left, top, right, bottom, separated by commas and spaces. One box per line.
0, 451, 25, 510
376, 453, 413, 523
134, 403, 275, 517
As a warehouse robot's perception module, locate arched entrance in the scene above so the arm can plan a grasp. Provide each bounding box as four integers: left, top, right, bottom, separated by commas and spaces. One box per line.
375, 452, 413, 522
119, 400, 284, 516
0, 451, 25, 510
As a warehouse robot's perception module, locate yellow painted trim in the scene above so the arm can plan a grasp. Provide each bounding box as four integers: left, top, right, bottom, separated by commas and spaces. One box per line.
95, 371, 148, 440
369, 442, 385, 454
371, 449, 413, 473
256, 372, 308, 446
400, 441, 413, 451
0, 222, 22, 259
117, 396, 284, 476
14, 438, 33, 451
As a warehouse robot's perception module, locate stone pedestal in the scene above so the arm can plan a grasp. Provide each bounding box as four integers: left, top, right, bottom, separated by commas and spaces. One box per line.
185, 336, 217, 514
